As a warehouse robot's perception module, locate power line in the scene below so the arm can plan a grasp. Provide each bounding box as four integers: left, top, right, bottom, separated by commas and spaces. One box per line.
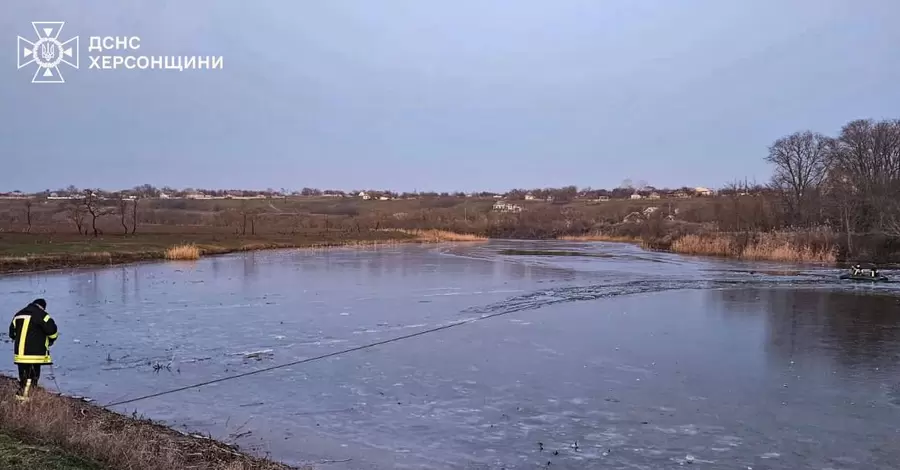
105, 308, 512, 408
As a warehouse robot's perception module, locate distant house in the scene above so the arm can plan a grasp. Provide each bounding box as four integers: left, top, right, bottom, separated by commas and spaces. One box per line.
493, 194, 503, 199
493, 201, 523, 213
378, 195, 391, 201
524, 193, 536, 201
695, 187, 713, 196
630, 193, 643, 200
159, 193, 171, 199
358, 191, 371, 200
545, 195, 554, 202
648, 192, 661, 200
595, 195, 610, 202
185, 193, 208, 200
672, 191, 690, 199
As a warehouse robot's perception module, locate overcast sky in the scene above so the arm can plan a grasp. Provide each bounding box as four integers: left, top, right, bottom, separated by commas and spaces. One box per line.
2, 1, 899, 193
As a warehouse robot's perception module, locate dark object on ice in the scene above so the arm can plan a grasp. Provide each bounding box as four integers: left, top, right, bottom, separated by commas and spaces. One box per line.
840, 270, 889, 282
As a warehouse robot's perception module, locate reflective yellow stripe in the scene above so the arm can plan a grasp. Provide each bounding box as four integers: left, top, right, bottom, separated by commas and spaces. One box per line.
17, 317, 30, 358
14, 354, 51, 364
43, 314, 51, 322
48, 332, 59, 340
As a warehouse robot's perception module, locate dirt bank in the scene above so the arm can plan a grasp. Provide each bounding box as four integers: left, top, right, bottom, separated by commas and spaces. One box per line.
0, 377, 302, 470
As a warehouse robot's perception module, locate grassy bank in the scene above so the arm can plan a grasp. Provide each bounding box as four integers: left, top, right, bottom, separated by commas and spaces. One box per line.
0, 431, 100, 470
0, 229, 486, 274
0, 379, 299, 470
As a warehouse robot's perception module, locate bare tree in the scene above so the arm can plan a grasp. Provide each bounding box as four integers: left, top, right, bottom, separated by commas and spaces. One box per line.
236, 201, 265, 235
23, 199, 33, 233
117, 198, 131, 234
829, 119, 900, 232
765, 130, 832, 226
248, 207, 264, 235
64, 201, 87, 234
131, 197, 139, 234
83, 190, 113, 237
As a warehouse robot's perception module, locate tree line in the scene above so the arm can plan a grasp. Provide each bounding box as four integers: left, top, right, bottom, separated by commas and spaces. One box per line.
765, 118, 900, 240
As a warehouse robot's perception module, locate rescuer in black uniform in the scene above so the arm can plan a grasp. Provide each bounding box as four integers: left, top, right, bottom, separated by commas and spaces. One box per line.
8, 298, 58, 401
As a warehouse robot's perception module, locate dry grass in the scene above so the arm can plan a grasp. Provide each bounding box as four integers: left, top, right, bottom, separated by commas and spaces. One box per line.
0, 381, 300, 470
557, 233, 640, 243
671, 234, 734, 257
0, 231, 420, 274
382, 229, 488, 242
671, 232, 837, 263
164, 244, 201, 260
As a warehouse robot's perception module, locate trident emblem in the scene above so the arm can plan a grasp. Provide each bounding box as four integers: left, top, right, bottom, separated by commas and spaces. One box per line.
40, 42, 56, 62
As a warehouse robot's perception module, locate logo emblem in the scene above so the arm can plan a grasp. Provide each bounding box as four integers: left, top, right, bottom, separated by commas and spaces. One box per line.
17, 22, 79, 83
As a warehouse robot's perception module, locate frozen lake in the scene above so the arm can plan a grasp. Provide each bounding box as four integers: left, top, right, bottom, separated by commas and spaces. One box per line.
2, 240, 900, 469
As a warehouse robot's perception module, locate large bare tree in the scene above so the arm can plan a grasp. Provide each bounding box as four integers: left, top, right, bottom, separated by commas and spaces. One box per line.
765, 130, 832, 226
829, 119, 900, 232
83, 190, 113, 237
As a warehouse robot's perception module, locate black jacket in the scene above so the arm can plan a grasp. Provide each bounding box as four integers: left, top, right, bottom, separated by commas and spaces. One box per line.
9, 302, 58, 364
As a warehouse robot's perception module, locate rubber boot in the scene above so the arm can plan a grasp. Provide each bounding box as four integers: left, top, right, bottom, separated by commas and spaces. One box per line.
15, 379, 32, 402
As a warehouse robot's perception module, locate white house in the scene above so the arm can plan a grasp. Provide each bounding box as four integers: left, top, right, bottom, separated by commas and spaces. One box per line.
695, 187, 713, 196
524, 193, 536, 201
358, 191, 371, 200
630, 193, 643, 200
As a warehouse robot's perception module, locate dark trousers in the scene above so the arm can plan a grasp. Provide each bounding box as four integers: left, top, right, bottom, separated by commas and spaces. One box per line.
16, 364, 41, 396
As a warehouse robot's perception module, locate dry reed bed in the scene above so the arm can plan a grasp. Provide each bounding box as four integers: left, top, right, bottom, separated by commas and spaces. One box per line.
164, 243, 200, 260
670, 232, 837, 263
556, 233, 640, 243
0, 380, 300, 470
379, 229, 488, 242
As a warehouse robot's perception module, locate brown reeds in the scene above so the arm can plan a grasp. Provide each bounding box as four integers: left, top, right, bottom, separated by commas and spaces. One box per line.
164, 244, 201, 260
381, 229, 488, 242
556, 233, 640, 243
0, 381, 298, 470
670, 232, 837, 263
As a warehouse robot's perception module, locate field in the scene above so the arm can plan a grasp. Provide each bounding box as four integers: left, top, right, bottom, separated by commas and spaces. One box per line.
1, 195, 899, 266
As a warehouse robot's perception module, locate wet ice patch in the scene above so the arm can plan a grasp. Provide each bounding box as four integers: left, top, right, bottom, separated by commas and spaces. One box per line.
584, 429, 628, 447
714, 435, 743, 448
